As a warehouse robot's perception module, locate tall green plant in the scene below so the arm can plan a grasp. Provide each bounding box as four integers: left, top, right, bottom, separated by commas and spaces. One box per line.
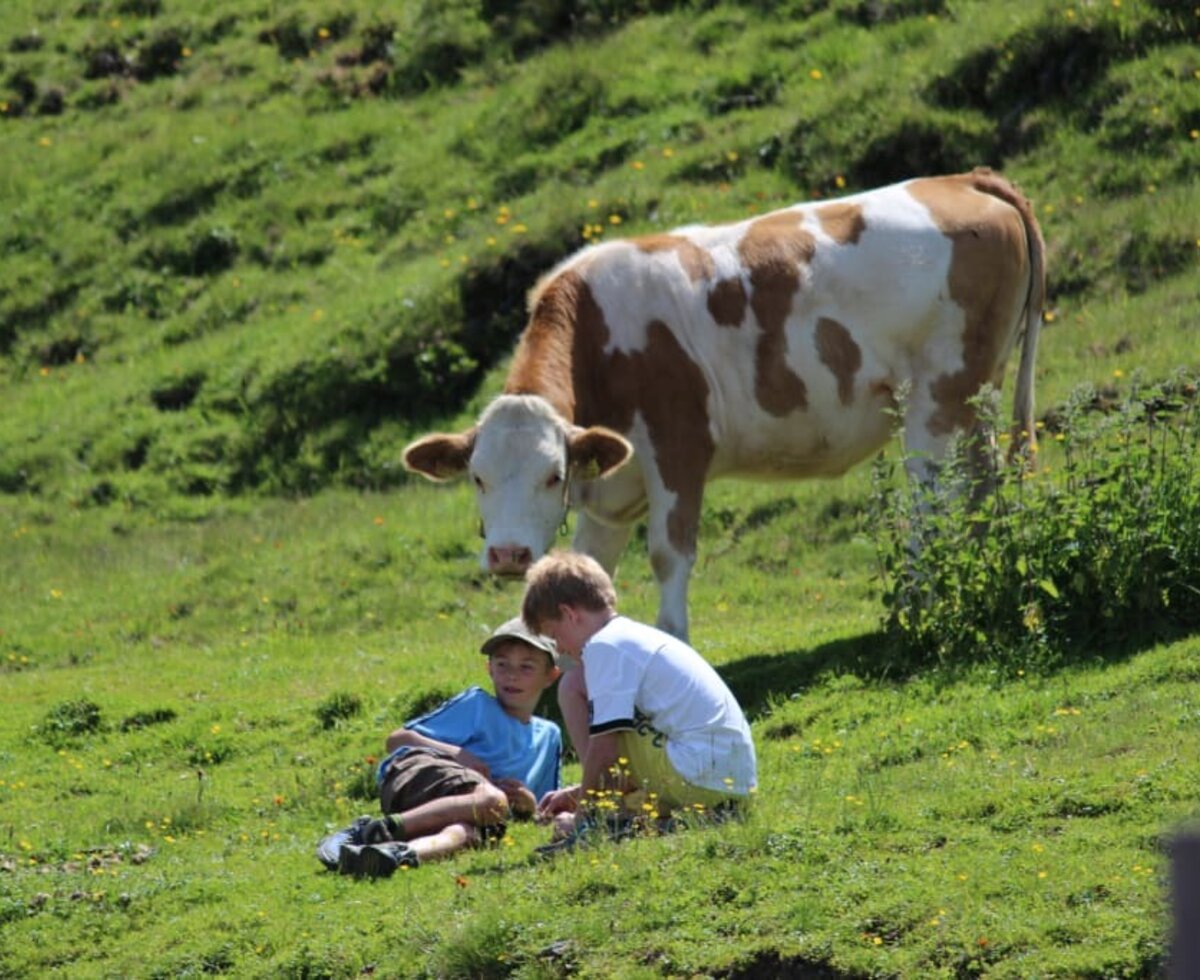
874, 375, 1200, 670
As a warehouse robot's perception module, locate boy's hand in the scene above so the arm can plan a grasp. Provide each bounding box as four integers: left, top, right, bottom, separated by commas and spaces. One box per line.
495, 778, 536, 818
454, 747, 490, 778
536, 785, 581, 819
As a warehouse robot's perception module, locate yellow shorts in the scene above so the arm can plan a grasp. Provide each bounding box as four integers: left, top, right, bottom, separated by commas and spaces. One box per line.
615, 728, 738, 816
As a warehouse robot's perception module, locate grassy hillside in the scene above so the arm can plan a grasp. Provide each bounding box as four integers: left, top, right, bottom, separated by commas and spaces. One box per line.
1, 0, 1197, 507
2, 1, 1200, 977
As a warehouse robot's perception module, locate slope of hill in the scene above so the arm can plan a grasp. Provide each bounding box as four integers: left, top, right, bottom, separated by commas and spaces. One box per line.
3, 4, 1200, 977
1, 0, 1197, 509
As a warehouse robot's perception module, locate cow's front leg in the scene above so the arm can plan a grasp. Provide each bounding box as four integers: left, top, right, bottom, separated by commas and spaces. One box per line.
569, 457, 647, 573
644, 494, 700, 642
571, 513, 634, 575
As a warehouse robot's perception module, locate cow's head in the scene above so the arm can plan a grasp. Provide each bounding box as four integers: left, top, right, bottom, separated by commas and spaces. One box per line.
403, 394, 632, 576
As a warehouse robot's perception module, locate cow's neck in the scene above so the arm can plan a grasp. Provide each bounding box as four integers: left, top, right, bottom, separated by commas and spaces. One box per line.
504, 271, 581, 422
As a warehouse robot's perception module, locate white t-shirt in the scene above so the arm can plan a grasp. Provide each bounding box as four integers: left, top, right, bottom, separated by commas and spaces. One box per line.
583, 616, 757, 795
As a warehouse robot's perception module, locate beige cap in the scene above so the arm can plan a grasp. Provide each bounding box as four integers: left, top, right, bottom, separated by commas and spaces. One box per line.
480, 617, 559, 665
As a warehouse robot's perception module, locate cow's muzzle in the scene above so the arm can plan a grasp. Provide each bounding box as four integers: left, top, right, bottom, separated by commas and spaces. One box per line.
487, 545, 533, 576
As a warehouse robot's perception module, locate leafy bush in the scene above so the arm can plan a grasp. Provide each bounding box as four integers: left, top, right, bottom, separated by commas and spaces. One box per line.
850, 110, 999, 187
390, 0, 490, 93
874, 376, 1200, 671
314, 691, 362, 730
186, 739, 234, 766
343, 756, 379, 801
37, 699, 104, 747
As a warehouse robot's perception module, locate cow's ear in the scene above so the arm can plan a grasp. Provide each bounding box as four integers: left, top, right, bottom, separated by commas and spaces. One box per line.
567, 426, 632, 481
403, 430, 476, 482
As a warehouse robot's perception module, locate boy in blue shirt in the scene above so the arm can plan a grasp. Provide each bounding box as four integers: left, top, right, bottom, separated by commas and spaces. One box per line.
317, 618, 562, 877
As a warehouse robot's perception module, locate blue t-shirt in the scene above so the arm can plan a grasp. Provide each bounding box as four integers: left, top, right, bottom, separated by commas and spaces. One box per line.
375, 686, 562, 801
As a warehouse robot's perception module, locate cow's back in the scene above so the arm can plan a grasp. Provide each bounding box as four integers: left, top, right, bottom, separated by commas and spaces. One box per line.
523, 172, 1034, 482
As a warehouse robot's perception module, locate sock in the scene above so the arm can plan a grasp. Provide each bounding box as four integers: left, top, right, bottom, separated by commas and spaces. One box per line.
362, 814, 404, 844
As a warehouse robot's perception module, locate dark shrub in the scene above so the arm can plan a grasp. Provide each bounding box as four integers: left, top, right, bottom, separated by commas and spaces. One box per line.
702, 67, 782, 116
851, 114, 999, 187
316, 691, 363, 730
390, 0, 488, 93
116, 0, 163, 14
150, 371, 204, 412
135, 29, 187, 81
81, 43, 132, 79
38, 699, 104, 747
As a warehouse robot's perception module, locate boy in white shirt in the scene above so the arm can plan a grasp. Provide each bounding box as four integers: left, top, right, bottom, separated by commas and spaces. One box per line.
522, 551, 756, 827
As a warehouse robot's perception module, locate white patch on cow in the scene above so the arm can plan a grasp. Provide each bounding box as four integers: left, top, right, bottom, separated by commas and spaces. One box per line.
623, 412, 691, 639
582, 243, 688, 357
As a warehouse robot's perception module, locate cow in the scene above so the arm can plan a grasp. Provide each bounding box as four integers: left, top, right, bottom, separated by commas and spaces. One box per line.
403, 168, 1045, 644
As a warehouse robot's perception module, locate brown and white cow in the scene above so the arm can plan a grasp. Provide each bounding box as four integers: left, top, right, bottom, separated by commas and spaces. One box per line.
404, 168, 1045, 641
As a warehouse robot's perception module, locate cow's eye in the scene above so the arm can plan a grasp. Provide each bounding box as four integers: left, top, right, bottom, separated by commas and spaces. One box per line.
545, 473, 562, 489
473, 475, 486, 492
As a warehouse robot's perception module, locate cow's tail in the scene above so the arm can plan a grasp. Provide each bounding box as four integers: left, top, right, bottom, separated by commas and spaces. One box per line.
1011, 187, 1045, 467
972, 169, 1045, 466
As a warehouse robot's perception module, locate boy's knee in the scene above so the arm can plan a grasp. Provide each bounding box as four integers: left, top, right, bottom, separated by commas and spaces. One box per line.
473, 783, 509, 824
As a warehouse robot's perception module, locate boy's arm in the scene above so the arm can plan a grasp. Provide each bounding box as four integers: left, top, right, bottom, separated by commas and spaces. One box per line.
384, 727, 490, 777
535, 730, 625, 817
580, 730, 623, 798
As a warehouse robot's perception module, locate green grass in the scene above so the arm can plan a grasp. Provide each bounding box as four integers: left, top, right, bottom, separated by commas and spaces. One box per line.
2, 480, 1196, 977
3, 0, 1200, 975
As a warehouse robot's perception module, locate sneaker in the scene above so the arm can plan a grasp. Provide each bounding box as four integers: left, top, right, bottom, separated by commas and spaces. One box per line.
533, 816, 602, 859
337, 841, 420, 878
532, 812, 646, 859
533, 834, 581, 859
315, 816, 372, 871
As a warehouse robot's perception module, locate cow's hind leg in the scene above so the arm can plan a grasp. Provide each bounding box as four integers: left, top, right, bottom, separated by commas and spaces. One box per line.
904, 393, 1000, 514
899, 389, 975, 566
899, 389, 999, 606
962, 418, 1001, 513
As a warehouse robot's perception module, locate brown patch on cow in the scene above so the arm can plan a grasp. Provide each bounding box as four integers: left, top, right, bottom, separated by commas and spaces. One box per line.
815, 317, 861, 405
869, 379, 898, 409
816, 202, 866, 246
738, 210, 814, 416
907, 172, 1029, 435
707, 276, 747, 327
403, 428, 476, 480
507, 273, 583, 420
564, 277, 714, 558
635, 234, 716, 282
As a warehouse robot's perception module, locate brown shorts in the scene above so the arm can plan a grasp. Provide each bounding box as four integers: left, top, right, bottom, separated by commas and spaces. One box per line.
378, 747, 490, 815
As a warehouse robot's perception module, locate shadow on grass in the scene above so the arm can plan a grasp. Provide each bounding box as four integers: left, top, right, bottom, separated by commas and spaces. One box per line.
717, 631, 897, 722
714, 949, 869, 980
717, 621, 1200, 723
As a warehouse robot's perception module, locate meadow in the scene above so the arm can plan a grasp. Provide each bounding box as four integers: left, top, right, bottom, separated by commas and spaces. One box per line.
3, 0, 1200, 976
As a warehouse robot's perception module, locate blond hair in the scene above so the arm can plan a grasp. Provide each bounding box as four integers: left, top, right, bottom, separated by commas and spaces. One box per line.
521, 551, 617, 631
